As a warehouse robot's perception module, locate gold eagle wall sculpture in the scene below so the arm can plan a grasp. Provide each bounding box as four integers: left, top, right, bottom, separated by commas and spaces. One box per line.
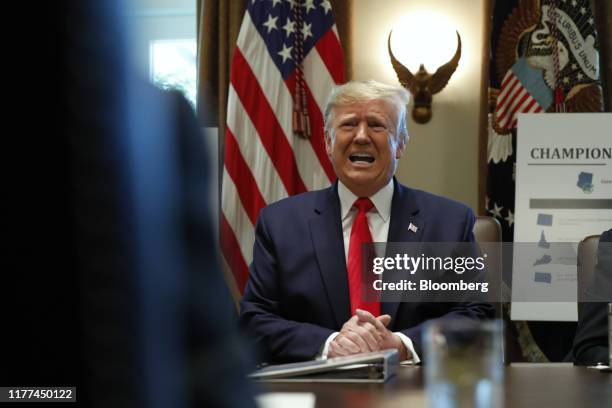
388, 31, 462, 124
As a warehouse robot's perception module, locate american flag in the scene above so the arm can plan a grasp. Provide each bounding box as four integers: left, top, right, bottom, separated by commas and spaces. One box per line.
221, 0, 345, 292
494, 57, 552, 130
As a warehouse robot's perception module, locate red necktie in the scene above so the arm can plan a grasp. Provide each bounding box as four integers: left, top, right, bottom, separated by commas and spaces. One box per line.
347, 198, 380, 316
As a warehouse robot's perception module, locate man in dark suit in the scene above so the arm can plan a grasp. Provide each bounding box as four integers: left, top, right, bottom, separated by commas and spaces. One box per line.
573, 229, 612, 365
240, 80, 494, 364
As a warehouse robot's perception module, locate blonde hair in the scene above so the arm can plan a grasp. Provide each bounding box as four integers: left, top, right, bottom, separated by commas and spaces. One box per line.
323, 80, 410, 144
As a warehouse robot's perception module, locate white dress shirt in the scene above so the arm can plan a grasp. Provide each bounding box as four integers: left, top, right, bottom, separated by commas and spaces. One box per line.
320, 179, 421, 363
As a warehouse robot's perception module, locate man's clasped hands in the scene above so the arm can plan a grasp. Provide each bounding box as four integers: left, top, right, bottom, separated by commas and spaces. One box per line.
328, 309, 410, 360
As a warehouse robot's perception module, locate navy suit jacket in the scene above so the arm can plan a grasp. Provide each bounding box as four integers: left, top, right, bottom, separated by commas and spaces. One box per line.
240, 179, 494, 363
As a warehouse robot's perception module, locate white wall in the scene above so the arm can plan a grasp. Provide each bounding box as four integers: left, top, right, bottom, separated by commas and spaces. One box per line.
352, 0, 485, 211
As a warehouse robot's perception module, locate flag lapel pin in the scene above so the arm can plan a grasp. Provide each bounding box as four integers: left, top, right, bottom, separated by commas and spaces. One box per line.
408, 223, 418, 233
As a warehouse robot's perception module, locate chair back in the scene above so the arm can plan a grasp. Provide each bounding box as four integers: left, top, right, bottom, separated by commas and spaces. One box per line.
577, 235, 600, 298
473, 216, 502, 243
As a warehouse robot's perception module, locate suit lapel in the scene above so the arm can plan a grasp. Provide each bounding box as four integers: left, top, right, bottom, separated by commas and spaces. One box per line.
309, 183, 350, 328
381, 179, 426, 322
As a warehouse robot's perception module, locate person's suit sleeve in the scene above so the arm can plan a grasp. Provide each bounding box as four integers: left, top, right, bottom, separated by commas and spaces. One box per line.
397, 207, 495, 359
573, 229, 612, 365
240, 207, 334, 363
573, 302, 608, 365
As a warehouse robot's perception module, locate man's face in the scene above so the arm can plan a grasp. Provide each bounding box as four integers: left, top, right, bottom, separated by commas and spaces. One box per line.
326, 99, 404, 197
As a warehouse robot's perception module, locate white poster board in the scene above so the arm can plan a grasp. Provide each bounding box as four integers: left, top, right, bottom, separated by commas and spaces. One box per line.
511, 113, 612, 321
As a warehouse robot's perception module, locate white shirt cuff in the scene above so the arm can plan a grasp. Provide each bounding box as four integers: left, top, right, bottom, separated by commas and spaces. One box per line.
394, 332, 421, 364
319, 332, 340, 360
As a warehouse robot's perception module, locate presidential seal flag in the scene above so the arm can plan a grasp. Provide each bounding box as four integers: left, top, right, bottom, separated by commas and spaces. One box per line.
221, 0, 345, 292
487, 0, 604, 363
487, 0, 603, 241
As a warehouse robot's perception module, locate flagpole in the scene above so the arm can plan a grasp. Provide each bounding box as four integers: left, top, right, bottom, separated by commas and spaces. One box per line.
478, 0, 494, 216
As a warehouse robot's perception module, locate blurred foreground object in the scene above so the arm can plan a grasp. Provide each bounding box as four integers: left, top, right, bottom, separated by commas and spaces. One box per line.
424, 319, 503, 408
4, 1, 254, 407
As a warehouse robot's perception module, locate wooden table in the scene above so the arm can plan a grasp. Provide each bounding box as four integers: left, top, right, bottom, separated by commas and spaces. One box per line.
258, 363, 612, 407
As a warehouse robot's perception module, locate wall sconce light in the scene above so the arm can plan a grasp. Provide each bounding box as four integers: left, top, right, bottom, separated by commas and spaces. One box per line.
388, 31, 462, 124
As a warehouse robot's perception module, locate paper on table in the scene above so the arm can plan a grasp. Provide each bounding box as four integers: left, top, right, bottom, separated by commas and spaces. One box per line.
255, 393, 316, 408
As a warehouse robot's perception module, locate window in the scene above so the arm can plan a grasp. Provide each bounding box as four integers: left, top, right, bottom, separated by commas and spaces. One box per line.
150, 39, 197, 108
126, 0, 196, 107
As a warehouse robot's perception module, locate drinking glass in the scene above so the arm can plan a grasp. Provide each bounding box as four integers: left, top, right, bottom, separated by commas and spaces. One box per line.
423, 319, 503, 408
